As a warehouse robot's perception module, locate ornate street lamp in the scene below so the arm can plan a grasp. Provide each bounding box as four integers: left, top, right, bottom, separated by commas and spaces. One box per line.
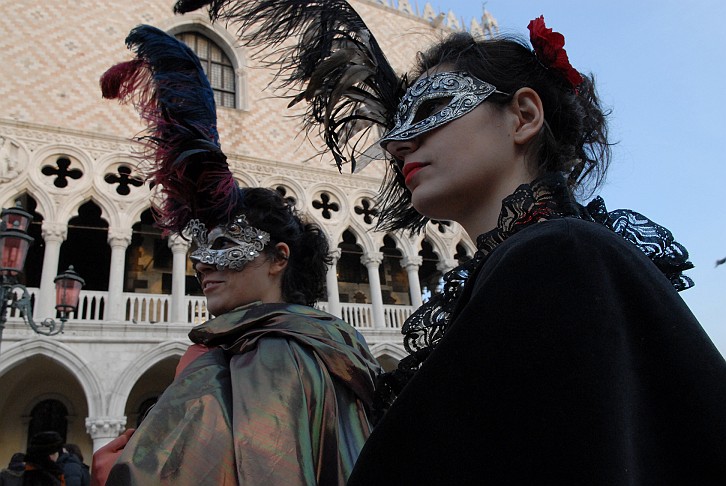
0, 202, 85, 359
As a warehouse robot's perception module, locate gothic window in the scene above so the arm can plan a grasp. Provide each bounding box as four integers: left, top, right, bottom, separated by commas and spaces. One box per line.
336, 230, 368, 303
176, 31, 236, 108
41, 157, 83, 188
136, 397, 158, 427
125, 209, 171, 294
63, 201, 110, 292
312, 192, 340, 220
354, 198, 378, 225
380, 235, 410, 305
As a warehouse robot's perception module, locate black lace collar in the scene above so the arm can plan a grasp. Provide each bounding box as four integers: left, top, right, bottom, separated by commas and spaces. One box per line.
371, 173, 694, 421
400, 174, 579, 359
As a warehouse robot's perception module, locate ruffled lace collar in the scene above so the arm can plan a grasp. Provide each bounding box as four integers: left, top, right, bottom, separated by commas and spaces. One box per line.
371, 173, 694, 420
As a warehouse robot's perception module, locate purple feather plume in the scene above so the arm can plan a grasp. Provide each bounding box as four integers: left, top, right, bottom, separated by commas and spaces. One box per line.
101, 24, 239, 234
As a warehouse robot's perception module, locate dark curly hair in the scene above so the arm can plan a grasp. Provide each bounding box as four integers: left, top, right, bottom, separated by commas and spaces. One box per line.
376, 32, 611, 233
231, 187, 331, 306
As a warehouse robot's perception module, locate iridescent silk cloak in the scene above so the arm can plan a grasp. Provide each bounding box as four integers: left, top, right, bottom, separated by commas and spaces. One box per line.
107, 302, 380, 485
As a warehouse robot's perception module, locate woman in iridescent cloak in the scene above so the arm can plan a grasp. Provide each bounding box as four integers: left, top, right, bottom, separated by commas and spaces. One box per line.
92, 25, 379, 486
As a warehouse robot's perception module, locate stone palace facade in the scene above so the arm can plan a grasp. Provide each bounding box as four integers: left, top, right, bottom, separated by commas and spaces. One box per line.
0, 0, 497, 461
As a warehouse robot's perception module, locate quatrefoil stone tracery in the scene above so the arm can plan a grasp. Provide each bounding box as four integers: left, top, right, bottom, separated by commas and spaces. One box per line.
354, 198, 378, 225
104, 165, 144, 196
41, 157, 83, 188
312, 192, 340, 220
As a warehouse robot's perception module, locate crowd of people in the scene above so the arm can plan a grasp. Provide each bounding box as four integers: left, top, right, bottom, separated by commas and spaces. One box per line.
1, 432, 89, 486
6, 0, 726, 484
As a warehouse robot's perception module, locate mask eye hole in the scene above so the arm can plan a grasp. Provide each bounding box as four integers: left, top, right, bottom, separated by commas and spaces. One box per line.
412, 96, 453, 124
210, 237, 237, 250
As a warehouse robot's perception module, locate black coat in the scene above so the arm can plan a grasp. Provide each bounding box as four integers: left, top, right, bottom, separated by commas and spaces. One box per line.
349, 218, 726, 485
20, 466, 62, 486
56, 454, 89, 486
0, 469, 24, 486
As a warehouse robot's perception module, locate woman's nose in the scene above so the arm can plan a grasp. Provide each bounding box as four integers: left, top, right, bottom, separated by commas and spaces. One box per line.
193, 260, 214, 275
384, 137, 420, 161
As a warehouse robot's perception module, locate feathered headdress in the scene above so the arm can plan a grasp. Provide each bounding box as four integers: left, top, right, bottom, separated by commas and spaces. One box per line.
100, 24, 239, 234
175, 0, 402, 173
173, 0, 428, 232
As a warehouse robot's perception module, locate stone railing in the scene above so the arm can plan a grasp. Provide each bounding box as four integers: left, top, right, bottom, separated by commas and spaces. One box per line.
17, 288, 416, 329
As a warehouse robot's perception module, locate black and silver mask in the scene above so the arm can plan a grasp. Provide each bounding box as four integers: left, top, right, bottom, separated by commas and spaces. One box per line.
380, 71, 507, 149
187, 214, 270, 271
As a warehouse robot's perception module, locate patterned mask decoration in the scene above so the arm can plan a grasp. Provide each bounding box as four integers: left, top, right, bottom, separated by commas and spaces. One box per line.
187, 214, 271, 271
379, 71, 507, 150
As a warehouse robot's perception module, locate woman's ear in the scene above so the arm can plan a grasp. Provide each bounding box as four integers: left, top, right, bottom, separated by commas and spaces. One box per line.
510, 87, 544, 146
269, 242, 290, 276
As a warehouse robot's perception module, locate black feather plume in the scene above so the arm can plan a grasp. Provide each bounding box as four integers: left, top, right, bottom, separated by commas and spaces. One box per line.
174, 0, 429, 232
175, 0, 404, 172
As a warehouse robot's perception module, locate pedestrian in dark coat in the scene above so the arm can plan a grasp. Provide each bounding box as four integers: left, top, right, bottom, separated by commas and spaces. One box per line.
22, 432, 64, 486
0, 453, 25, 486
57, 445, 89, 486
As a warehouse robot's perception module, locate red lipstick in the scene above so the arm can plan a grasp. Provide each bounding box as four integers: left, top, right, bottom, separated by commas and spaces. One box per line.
402, 162, 427, 185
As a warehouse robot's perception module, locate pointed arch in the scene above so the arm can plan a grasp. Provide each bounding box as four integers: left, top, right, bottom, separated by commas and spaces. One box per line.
369, 342, 407, 361
0, 338, 106, 417
106, 340, 189, 416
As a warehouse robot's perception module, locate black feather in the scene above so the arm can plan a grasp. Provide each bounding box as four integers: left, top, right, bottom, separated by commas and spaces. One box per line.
176, 0, 403, 171
175, 0, 429, 232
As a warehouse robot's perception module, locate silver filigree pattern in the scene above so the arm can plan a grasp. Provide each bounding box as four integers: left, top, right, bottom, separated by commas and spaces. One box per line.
187, 213, 271, 271
379, 71, 506, 147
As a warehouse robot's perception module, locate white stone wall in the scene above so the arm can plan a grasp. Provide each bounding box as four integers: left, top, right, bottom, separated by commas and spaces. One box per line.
0, 0, 484, 460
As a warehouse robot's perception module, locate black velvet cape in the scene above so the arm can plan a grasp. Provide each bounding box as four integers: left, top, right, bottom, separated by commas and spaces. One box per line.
348, 217, 726, 485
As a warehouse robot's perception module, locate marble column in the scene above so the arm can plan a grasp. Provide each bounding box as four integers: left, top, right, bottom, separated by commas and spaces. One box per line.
85, 416, 127, 451
168, 234, 190, 323
402, 255, 424, 309
325, 249, 342, 318
36, 222, 68, 319
361, 251, 385, 329
106, 228, 132, 322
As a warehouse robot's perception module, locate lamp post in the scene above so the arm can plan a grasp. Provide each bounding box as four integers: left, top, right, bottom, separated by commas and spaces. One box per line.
0, 202, 85, 359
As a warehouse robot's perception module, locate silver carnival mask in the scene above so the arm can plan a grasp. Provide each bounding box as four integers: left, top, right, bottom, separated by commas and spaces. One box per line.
379, 71, 507, 149
187, 214, 271, 271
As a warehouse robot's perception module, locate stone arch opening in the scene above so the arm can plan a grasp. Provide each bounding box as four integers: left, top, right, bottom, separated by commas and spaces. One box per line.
61, 200, 110, 292
337, 229, 368, 304
380, 235, 410, 306
418, 239, 442, 301
124, 355, 179, 428
0, 353, 92, 462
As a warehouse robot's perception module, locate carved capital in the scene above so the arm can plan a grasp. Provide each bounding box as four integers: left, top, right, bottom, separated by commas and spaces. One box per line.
360, 251, 383, 268
401, 255, 423, 270
85, 416, 127, 440
168, 233, 190, 253
41, 221, 68, 242
107, 227, 133, 248
328, 248, 342, 264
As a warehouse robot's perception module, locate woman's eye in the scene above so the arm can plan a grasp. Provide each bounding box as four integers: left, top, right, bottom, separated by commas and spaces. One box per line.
412, 97, 452, 124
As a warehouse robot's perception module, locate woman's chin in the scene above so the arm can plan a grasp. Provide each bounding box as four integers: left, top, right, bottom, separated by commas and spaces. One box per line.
412, 199, 451, 223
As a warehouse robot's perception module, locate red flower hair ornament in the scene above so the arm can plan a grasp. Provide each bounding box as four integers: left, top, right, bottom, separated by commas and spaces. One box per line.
528, 15, 583, 92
